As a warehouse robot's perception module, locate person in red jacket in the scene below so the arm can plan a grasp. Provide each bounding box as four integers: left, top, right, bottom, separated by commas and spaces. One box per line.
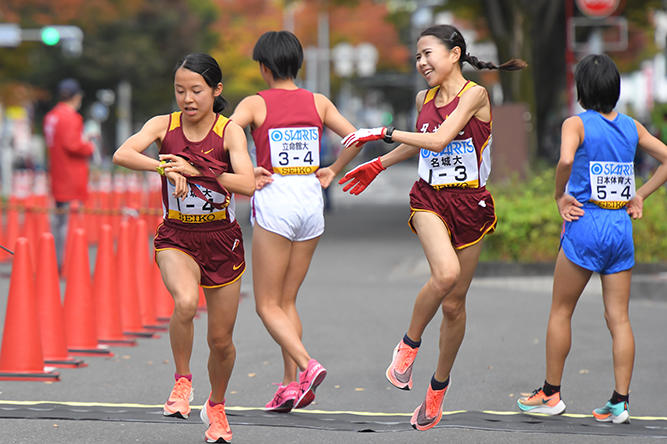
43, 78, 95, 267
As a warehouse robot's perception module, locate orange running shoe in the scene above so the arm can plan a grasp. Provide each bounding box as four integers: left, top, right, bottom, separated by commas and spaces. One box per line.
517, 388, 566, 415
200, 397, 232, 443
410, 383, 448, 431
386, 340, 419, 390
163, 377, 194, 418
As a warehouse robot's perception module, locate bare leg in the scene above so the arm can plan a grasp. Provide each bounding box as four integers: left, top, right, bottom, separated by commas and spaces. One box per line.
253, 226, 312, 372
279, 237, 319, 384
406, 212, 460, 343
156, 249, 201, 376
204, 281, 241, 403
434, 241, 483, 382
600, 269, 634, 396
545, 250, 592, 385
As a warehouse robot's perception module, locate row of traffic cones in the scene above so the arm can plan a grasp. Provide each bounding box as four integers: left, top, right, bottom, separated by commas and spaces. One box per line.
0, 218, 174, 381
0, 170, 163, 263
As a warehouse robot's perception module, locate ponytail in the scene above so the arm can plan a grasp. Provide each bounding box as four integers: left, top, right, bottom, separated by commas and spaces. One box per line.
421, 25, 527, 72
213, 95, 227, 114
462, 53, 528, 72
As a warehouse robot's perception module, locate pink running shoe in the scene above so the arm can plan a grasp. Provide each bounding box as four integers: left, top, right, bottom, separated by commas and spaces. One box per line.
264, 381, 300, 413
386, 340, 419, 390
294, 359, 327, 409
200, 397, 232, 443
410, 383, 448, 431
163, 377, 194, 418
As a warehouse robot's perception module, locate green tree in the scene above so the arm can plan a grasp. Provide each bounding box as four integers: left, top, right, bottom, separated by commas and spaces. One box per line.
1, 0, 220, 154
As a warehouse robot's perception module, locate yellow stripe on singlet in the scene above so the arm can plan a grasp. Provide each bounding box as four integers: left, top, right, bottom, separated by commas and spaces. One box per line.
168, 111, 181, 132
457, 81, 478, 97
423, 86, 440, 105
212, 114, 230, 138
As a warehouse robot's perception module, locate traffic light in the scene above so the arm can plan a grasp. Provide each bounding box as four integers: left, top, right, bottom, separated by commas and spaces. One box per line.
40, 26, 60, 46
40, 25, 83, 55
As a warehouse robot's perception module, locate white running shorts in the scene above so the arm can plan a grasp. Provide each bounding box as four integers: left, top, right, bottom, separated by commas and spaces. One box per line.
250, 173, 324, 242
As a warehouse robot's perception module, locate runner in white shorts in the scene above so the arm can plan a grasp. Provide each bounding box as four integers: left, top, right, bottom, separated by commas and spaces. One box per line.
231, 30, 364, 413
251, 173, 324, 241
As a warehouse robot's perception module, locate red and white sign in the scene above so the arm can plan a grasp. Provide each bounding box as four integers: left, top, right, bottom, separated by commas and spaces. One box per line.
576, 0, 620, 18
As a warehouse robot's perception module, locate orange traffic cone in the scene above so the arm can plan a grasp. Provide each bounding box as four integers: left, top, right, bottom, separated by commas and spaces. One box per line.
135, 219, 166, 331
94, 225, 136, 347
0, 237, 60, 381
63, 228, 113, 357
1, 199, 19, 262
20, 200, 38, 267
153, 259, 173, 322
117, 219, 156, 338
61, 203, 77, 279
36, 232, 86, 368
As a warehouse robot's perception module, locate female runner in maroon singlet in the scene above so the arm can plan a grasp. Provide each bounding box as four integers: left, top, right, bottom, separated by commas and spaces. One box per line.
339, 25, 526, 431
113, 53, 254, 443
231, 31, 364, 413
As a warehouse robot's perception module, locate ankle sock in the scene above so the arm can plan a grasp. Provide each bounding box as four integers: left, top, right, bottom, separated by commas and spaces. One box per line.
209, 398, 225, 407
543, 381, 560, 397
430, 375, 450, 391
403, 334, 421, 349
175, 373, 192, 382
610, 390, 629, 405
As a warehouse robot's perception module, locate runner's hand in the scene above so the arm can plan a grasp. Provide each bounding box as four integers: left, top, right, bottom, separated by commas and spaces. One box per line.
160, 154, 201, 177
254, 166, 273, 190
626, 194, 643, 220
166, 171, 189, 199
316, 167, 335, 189
338, 157, 385, 195
342, 127, 386, 149
556, 194, 584, 222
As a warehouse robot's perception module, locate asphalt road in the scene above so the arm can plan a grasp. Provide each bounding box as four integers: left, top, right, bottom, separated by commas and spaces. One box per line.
0, 177, 666, 443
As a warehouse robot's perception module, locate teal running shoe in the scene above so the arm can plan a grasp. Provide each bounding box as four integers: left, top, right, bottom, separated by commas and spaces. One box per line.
593, 400, 630, 424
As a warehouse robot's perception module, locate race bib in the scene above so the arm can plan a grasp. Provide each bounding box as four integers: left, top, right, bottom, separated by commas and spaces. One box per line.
418, 138, 479, 187
589, 161, 635, 209
166, 182, 229, 223
269, 127, 320, 175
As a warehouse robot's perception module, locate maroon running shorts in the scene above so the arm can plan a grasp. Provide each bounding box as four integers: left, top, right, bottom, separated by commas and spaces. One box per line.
154, 220, 245, 288
408, 179, 497, 250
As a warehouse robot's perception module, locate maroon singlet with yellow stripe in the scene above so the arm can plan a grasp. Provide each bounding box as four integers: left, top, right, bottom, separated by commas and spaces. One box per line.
160, 111, 236, 230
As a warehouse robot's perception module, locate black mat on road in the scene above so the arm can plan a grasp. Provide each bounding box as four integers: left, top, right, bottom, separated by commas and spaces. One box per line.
1, 402, 666, 438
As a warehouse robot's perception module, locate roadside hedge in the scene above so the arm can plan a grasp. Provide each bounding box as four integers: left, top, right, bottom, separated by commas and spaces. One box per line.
483, 169, 667, 263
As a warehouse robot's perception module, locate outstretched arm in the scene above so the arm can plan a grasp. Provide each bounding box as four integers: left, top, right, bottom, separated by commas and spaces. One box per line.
314, 94, 363, 188
341, 86, 488, 152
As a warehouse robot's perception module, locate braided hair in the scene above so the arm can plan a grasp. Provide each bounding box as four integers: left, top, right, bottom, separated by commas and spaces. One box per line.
420, 25, 527, 72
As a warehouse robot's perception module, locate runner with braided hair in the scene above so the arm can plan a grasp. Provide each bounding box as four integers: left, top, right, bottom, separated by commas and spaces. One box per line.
339, 24, 525, 431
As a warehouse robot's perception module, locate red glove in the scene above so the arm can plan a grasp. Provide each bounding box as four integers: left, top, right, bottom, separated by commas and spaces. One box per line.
338, 157, 385, 195
341, 127, 386, 149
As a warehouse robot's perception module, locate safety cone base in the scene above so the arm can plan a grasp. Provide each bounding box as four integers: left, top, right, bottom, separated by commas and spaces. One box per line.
123, 330, 159, 339
0, 369, 60, 381
67, 346, 114, 357
143, 324, 168, 332
44, 358, 87, 369
99, 338, 137, 347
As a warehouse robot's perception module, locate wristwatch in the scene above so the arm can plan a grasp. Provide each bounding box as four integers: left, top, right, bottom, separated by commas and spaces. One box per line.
383, 126, 395, 143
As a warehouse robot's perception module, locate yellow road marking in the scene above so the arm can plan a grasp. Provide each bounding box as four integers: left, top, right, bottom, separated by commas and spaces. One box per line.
0, 401, 665, 421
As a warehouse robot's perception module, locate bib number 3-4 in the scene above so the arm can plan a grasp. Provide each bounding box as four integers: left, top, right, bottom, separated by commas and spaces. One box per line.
269, 127, 320, 175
